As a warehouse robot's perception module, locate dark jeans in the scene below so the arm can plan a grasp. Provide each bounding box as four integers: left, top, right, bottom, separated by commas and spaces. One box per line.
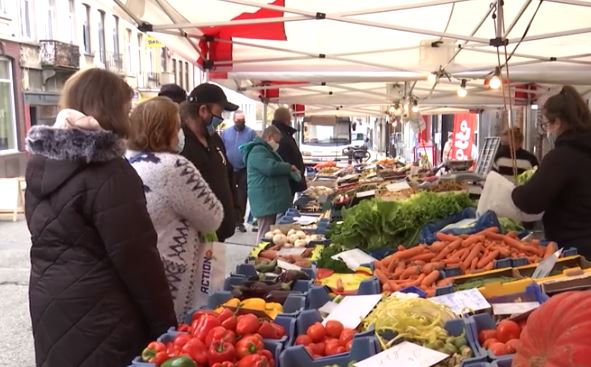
234, 169, 247, 225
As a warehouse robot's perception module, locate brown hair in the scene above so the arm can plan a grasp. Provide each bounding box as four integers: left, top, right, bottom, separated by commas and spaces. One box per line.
60, 68, 134, 137
543, 86, 591, 132
262, 125, 282, 141
128, 97, 180, 152
502, 127, 524, 144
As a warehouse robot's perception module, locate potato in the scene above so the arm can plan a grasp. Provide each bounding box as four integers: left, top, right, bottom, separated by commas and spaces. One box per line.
288, 234, 299, 244
273, 229, 283, 235
264, 231, 274, 240
294, 239, 307, 248
287, 229, 297, 236
296, 231, 306, 239
272, 234, 287, 246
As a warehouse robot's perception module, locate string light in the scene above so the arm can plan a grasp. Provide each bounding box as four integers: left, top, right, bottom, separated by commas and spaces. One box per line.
427, 72, 437, 84
412, 99, 420, 113
457, 79, 468, 97
490, 67, 502, 89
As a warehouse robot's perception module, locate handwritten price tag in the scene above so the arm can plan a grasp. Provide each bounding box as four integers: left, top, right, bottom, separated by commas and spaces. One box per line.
355, 341, 449, 367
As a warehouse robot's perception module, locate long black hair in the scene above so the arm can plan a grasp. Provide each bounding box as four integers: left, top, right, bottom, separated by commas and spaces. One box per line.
543, 86, 591, 132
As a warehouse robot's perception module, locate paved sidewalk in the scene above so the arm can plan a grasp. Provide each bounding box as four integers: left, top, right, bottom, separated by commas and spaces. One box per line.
0, 218, 257, 366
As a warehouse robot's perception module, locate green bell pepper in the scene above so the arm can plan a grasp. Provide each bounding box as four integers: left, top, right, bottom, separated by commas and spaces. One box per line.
161, 356, 198, 367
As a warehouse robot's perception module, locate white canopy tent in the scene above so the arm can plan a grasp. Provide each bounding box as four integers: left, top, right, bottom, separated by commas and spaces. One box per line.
114, 0, 591, 116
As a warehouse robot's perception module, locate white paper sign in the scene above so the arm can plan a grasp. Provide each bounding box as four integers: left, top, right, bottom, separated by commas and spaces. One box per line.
318, 301, 338, 315
277, 247, 307, 256
492, 302, 540, 315
323, 294, 382, 329
277, 259, 302, 271
332, 249, 377, 271
430, 289, 491, 315
356, 190, 376, 198
355, 341, 448, 367
293, 216, 319, 226
386, 181, 411, 192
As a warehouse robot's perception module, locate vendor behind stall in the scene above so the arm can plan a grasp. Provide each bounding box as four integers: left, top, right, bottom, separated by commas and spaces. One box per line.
512, 86, 591, 258
494, 127, 539, 182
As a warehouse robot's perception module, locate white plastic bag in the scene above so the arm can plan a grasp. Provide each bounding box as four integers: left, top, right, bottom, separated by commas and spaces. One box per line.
192, 240, 226, 309
477, 171, 543, 222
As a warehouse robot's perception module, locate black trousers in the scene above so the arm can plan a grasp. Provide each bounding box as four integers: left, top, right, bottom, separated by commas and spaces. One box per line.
234, 169, 247, 225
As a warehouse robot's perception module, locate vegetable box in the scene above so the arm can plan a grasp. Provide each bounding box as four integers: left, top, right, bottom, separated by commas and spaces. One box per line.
306, 278, 381, 310
466, 313, 520, 360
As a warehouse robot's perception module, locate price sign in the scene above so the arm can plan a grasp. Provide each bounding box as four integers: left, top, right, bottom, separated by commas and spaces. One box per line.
451, 113, 476, 161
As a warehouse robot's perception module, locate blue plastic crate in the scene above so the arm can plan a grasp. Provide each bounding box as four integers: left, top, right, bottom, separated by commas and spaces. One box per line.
131, 356, 155, 367
235, 263, 258, 278
493, 258, 513, 269
466, 313, 515, 360
490, 356, 513, 367
223, 275, 249, 291
486, 283, 549, 305
462, 360, 492, 367
279, 336, 378, 367
305, 278, 381, 310
398, 286, 427, 298
435, 284, 454, 296
443, 266, 463, 278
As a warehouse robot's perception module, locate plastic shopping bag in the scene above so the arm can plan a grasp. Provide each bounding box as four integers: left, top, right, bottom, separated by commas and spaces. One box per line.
477, 171, 543, 223
192, 237, 226, 309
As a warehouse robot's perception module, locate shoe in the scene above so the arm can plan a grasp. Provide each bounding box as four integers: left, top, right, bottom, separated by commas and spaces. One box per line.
237, 224, 247, 233
252, 226, 258, 232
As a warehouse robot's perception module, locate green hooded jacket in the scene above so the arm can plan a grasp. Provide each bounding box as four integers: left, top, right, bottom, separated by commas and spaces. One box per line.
240, 137, 301, 218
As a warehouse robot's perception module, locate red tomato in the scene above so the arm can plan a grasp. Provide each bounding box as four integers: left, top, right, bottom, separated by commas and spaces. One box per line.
325, 320, 344, 339
295, 335, 312, 346
324, 339, 342, 356
309, 342, 325, 356
506, 339, 521, 353
345, 339, 353, 351
339, 328, 355, 344
483, 338, 500, 349
306, 323, 327, 343
496, 320, 521, 343
335, 346, 347, 354
489, 342, 510, 356
478, 329, 498, 344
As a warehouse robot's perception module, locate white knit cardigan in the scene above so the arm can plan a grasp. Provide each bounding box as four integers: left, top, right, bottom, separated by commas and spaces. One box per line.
127, 151, 224, 319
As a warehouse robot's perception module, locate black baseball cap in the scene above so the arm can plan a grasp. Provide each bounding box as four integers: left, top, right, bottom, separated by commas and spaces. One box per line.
188, 83, 239, 111
158, 84, 187, 104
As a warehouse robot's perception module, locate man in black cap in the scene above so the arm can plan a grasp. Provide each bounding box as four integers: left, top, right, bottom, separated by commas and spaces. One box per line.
158, 83, 187, 104
179, 83, 240, 242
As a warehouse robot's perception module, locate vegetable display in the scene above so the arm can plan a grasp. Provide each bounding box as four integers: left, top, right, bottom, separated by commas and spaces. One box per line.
478, 319, 524, 356
329, 191, 474, 251
362, 297, 473, 366
294, 320, 355, 359
373, 228, 558, 296
514, 291, 591, 367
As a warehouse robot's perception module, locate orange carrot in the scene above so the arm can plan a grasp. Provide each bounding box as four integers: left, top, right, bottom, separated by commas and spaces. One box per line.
433, 239, 462, 261
422, 263, 435, 275
477, 249, 499, 269
502, 235, 532, 252
421, 270, 440, 287
410, 273, 427, 287
476, 227, 500, 236
430, 241, 446, 252
413, 260, 427, 266
462, 235, 485, 248
437, 277, 454, 287
448, 248, 468, 262
484, 231, 506, 242
374, 261, 384, 271
470, 257, 478, 270
382, 282, 392, 292
387, 257, 398, 273
544, 242, 558, 258
436, 232, 462, 242
431, 262, 446, 270
425, 288, 436, 298
393, 245, 427, 261
387, 280, 401, 292
409, 252, 436, 262
462, 243, 482, 269
393, 262, 406, 277
400, 265, 420, 278
374, 269, 389, 284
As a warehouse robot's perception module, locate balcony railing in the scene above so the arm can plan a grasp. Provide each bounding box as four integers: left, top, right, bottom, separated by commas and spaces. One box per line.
106, 52, 124, 74
147, 72, 160, 83
39, 40, 80, 70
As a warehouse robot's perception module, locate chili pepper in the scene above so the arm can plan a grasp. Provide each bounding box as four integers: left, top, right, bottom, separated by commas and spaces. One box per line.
142, 341, 166, 362
208, 340, 237, 365
193, 314, 221, 342
205, 326, 237, 347
160, 355, 198, 367
235, 334, 265, 358
211, 362, 235, 367
236, 314, 260, 335
237, 354, 272, 367
221, 315, 238, 332
181, 337, 208, 365
217, 308, 234, 323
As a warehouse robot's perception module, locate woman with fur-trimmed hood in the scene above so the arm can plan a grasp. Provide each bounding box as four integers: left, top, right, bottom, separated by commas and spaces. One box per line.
24, 68, 176, 367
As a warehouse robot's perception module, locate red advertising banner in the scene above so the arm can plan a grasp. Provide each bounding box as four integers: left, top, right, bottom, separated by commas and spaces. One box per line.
451, 113, 476, 160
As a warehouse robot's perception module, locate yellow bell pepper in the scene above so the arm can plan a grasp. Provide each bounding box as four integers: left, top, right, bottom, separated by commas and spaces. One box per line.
264, 302, 283, 319
240, 297, 267, 311
223, 298, 241, 308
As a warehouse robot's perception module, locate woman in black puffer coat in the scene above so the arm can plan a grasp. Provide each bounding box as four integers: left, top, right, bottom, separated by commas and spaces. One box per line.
25, 68, 176, 367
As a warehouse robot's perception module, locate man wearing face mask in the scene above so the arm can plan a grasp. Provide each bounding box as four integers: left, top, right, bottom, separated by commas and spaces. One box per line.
240, 126, 302, 243
221, 111, 257, 233
179, 83, 239, 242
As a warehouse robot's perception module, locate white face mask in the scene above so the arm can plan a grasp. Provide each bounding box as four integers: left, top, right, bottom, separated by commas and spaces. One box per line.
177, 129, 186, 153
546, 131, 556, 147
268, 140, 279, 151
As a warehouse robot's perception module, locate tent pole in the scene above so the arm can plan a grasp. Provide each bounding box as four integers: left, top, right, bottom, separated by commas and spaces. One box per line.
112, 0, 142, 25
545, 0, 591, 7
151, 16, 309, 31
514, 27, 591, 43
263, 103, 268, 130
504, 0, 533, 37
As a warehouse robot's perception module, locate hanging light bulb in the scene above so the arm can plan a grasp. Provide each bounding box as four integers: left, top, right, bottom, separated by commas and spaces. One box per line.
427, 72, 437, 84
457, 79, 468, 97
388, 105, 396, 114
490, 67, 502, 89
412, 99, 420, 113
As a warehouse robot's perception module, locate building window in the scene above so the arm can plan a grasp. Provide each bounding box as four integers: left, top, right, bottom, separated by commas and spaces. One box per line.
98, 10, 106, 64
112, 15, 120, 56
19, 0, 33, 39
172, 59, 177, 84
137, 33, 143, 74
0, 58, 17, 151
82, 4, 91, 53
185, 62, 189, 90
126, 29, 133, 73
68, 0, 76, 44
160, 48, 167, 72
178, 61, 183, 89
46, 0, 56, 39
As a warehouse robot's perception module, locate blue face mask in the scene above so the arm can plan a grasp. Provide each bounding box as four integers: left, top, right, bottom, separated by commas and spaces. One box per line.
206, 109, 224, 135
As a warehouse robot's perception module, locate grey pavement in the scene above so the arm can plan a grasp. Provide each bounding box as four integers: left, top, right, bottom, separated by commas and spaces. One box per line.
0, 218, 257, 367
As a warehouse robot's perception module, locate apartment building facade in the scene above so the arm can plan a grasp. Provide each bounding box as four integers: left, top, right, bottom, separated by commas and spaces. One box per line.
0, 0, 205, 177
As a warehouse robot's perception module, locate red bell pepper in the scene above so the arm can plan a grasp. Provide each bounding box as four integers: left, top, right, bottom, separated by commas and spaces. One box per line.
221, 315, 238, 332
181, 337, 208, 365
217, 308, 234, 323
211, 362, 235, 367
235, 334, 265, 358
236, 314, 260, 335
237, 354, 273, 367
193, 314, 221, 342
259, 349, 275, 367
153, 351, 170, 366
257, 322, 278, 339
205, 326, 237, 347
178, 323, 191, 333
142, 341, 166, 362
208, 341, 236, 365
173, 334, 192, 349
192, 310, 218, 323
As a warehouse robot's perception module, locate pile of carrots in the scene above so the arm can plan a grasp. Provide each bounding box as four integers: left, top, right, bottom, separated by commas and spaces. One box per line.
374, 227, 557, 297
